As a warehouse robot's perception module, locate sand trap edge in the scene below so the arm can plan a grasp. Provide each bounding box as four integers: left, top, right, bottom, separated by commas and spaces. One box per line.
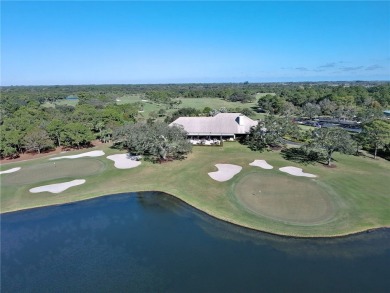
49, 151, 105, 160
107, 154, 142, 169
279, 166, 317, 178
208, 164, 242, 182
30, 179, 86, 194
0, 167, 21, 175
249, 160, 273, 169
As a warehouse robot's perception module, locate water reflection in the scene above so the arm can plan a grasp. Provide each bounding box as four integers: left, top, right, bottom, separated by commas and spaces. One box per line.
2, 192, 390, 293
134, 192, 390, 259
195, 212, 390, 259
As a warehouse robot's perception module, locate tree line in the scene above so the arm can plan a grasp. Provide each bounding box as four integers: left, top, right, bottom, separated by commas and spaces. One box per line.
3, 81, 388, 115
0, 101, 140, 158
244, 115, 390, 165
1, 82, 389, 161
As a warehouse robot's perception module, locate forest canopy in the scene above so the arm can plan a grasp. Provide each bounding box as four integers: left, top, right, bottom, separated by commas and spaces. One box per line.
1, 81, 389, 160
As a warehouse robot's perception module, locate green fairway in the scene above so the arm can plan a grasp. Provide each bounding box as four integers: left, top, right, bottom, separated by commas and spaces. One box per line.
42, 99, 79, 108
176, 97, 267, 120
1, 142, 389, 237
255, 93, 276, 98
115, 95, 267, 120
177, 97, 257, 111
298, 124, 316, 131
1, 158, 105, 185
115, 94, 145, 104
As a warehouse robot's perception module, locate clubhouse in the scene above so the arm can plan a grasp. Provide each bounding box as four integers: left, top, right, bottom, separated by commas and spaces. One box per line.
170, 113, 258, 144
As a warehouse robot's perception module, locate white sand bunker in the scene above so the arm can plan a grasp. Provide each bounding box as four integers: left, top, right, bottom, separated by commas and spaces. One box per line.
107, 154, 141, 169
30, 179, 86, 194
208, 164, 242, 182
0, 167, 21, 175
249, 160, 273, 169
279, 166, 317, 178
49, 150, 105, 160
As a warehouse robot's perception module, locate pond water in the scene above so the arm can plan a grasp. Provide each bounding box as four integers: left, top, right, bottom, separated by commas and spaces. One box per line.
1, 192, 390, 292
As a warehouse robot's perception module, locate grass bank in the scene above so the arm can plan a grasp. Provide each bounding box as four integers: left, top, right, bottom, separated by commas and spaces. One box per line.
1, 142, 389, 237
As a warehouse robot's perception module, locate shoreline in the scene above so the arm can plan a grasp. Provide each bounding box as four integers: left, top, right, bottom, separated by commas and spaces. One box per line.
2, 142, 389, 239
2, 190, 389, 239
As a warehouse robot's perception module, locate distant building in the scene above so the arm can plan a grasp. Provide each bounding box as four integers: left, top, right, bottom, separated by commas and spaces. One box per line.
170, 113, 258, 142
384, 110, 390, 117
66, 95, 79, 100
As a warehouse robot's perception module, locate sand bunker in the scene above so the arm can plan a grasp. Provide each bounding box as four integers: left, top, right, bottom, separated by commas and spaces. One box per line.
249, 160, 273, 169
0, 167, 21, 175
208, 164, 242, 182
279, 166, 317, 178
29, 179, 86, 194
49, 150, 105, 160
107, 154, 141, 169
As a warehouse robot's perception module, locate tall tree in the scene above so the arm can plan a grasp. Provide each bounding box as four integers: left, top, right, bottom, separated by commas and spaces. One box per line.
0, 126, 19, 158
46, 119, 65, 147
23, 128, 53, 154
280, 101, 297, 117
309, 128, 354, 166
319, 98, 337, 116
113, 122, 192, 161
246, 116, 300, 151
302, 103, 321, 119
356, 108, 383, 124
0, 127, 24, 154
257, 94, 284, 114
72, 104, 99, 130
362, 120, 390, 159
63, 123, 95, 148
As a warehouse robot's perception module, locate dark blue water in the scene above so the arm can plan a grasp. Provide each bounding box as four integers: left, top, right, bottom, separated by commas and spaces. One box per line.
1, 192, 390, 292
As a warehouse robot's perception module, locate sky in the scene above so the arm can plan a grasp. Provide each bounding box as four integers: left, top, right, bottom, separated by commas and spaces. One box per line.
1, 1, 390, 85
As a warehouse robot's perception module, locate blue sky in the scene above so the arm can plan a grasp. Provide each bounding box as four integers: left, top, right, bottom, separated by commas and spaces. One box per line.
2, 1, 390, 85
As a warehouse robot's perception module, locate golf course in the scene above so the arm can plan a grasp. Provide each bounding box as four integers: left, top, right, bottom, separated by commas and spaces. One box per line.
1, 142, 389, 238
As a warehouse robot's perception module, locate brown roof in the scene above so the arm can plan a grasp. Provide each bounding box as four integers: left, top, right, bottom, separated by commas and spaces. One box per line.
170, 113, 258, 135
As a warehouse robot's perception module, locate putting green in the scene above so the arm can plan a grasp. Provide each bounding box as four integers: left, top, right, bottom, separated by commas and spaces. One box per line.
1, 158, 105, 186
234, 173, 336, 225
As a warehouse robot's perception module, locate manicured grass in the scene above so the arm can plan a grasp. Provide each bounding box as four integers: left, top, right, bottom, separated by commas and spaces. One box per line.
1, 142, 389, 237
1, 158, 105, 185
298, 124, 316, 131
42, 94, 272, 120
42, 99, 79, 108
234, 172, 335, 224
176, 97, 267, 120
116, 95, 266, 120
255, 93, 276, 98
116, 94, 145, 104
117, 94, 163, 119
177, 97, 257, 111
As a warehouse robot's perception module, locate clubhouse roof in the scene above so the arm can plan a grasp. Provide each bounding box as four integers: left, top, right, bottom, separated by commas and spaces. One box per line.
170, 113, 258, 138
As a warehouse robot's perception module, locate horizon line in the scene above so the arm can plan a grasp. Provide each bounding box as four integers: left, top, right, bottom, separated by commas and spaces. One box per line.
2, 80, 390, 87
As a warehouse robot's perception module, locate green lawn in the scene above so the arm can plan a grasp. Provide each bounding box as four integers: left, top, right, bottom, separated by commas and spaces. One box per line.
177, 97, 257, 111
175, 97, 267, 120
115, 94, 145, 104
42, 99, 79, 108
234, 172, 335, 224
1, 142, 389, 237
116, 96, 266, 120
41, 93, 275, 121
255, 93, 276, 98
298, 124, 316, 131
43, 94, 269, 120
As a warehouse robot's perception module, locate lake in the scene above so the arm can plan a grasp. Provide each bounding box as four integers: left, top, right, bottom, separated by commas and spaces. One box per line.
1, 192, 389, 292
